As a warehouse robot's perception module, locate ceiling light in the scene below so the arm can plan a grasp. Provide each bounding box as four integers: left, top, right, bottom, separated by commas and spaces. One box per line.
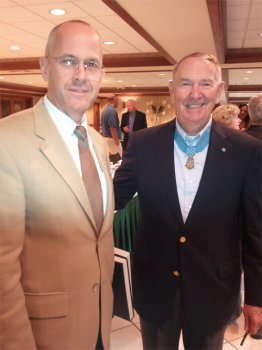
131, 85, 136, 87
246, 70, 253, 74
28, 81, 33, 84
244, 77, 249, 80
10, 45, 21, 51
117, 80, 123, 83
259, 33, 262, 36
158, 73, 165, 76
0, 76, 4, 80
49, 8, 66, 16
103, 41, 116, 45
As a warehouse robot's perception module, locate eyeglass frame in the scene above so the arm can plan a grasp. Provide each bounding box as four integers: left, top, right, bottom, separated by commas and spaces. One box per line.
48, 55, 103, 73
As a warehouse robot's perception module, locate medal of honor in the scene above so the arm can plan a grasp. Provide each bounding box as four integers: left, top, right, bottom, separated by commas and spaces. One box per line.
185, 156, 194, 170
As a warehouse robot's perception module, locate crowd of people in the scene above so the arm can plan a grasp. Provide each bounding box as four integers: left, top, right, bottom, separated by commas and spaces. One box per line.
0, 19, 261, 350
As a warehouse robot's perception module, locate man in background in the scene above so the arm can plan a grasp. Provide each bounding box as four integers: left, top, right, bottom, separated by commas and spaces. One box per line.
101, 95, 122, 159
0, 20, 115, 350
245, 95, 262, 141
121, 99, 147, 150
245, 94, 262, 340
114, 52, 262, 349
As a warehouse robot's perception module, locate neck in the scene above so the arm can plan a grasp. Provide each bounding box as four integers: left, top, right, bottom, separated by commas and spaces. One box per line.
176, 119, 210, 136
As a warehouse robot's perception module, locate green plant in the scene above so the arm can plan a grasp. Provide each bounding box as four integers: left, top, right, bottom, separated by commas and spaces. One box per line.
151, 104, 165, 125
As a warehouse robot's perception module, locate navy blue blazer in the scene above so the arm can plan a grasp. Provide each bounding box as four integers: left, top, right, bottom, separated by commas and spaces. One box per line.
121, 110, 147, 149
113, 119, 262, 335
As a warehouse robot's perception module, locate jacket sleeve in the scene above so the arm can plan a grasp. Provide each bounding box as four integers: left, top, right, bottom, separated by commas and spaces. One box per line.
0, 143, 36, 349
113, 134, 137, 210
241, 141, 262, 307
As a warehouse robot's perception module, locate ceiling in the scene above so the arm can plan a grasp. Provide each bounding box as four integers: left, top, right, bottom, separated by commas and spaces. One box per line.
0, 0, 261, 103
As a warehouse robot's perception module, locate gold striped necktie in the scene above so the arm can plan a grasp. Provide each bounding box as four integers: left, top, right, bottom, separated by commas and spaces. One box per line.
74, 125, 103, 233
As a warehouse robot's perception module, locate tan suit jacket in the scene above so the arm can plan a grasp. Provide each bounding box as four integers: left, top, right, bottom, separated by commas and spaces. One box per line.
0, 99, 115, 349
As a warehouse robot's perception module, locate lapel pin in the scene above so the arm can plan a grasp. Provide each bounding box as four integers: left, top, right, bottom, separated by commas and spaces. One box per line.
222, 147, 226, 152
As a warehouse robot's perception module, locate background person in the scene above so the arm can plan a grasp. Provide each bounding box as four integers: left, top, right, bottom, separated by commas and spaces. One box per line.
245, 94, 262, 340
245, 95, 262, 140
121, 99, 147, 150
101, 95, 122, 158
212, 103, 241, 130
238, 102, 250, 130
113, 52, 262, 350
0, 20, 115, 350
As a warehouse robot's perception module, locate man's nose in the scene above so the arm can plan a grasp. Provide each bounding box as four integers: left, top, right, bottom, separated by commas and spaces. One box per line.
190, 83, 202, 98
74, 62, 88, 79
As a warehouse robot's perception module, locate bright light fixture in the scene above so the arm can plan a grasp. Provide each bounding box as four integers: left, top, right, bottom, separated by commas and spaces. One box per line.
0, 76, 4, 80
246, 70, 253, 74
158, 73, 165, 76
103, 41, 116, 45
49, 8, 66, 16
117, 80, 123, 83
10, 45, 21, 50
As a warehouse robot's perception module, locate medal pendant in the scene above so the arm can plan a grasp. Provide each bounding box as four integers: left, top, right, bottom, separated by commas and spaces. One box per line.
185, 156, 194, 170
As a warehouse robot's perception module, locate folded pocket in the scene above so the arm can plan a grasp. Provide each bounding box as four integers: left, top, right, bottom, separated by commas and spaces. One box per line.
25, 292, 68, 319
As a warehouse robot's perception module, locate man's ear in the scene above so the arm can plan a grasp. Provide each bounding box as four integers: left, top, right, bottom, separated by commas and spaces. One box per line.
39, 57, 49, 82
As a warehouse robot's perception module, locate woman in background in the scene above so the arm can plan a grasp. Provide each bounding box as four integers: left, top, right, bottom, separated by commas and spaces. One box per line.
212, 104, 241, 130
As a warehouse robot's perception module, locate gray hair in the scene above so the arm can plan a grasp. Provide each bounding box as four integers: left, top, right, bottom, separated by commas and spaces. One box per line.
248, 95, 262, 124
172, 52, 222, 84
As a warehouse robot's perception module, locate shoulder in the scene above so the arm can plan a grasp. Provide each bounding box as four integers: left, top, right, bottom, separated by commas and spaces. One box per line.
132, 119, 175, 142
136, 110, 146, 117
212, 120, 261, 150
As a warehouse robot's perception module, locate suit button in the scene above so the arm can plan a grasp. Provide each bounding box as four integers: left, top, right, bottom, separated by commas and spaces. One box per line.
179, 236, 186, 243
92, 283, 99, 292
173, 270, 180, 277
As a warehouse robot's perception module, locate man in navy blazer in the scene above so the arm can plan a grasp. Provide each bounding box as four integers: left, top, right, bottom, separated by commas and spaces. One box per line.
121, 99, 147, 150
113, 53, 262, 349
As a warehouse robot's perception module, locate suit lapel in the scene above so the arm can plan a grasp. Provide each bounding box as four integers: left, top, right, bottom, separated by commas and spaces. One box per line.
33, 100, 97, 234
185, 122, 232, 227
152, 120, 184, 226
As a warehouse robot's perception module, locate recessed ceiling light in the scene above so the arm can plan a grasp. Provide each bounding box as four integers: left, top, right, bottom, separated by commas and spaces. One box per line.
244, 77, 249, 80
158, 73, 165, 76
10, 45, 21, 51
28, 81, 33, 84
0, 76, 4, 80
131, 85, 136, 87
117, 80, 123, 83
246, 70, 253, 74
49, 8, 66, 16
259, 33, 262, 37
103, 41, 116, 45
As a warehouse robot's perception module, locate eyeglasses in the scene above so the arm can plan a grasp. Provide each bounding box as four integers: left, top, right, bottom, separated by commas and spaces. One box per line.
50, 55, 103, 73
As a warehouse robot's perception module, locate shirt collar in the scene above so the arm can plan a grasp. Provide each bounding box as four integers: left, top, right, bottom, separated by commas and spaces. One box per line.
43, 95, 87, 138
176, 117, 212, 142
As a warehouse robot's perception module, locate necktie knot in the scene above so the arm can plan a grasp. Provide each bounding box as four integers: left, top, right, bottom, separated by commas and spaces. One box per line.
74, 126, 87, 150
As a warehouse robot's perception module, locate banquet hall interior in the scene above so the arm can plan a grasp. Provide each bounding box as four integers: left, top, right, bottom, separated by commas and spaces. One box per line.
0, 0, 261, 349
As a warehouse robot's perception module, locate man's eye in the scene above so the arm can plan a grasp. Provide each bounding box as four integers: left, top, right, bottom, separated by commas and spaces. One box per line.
201, 82, 212, 87
61, 58, 76, 66
180, 81, 191, 87
85, 61, 99, 69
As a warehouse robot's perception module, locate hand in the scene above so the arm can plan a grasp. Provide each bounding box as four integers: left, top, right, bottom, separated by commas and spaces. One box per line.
123, 126, 130, 133
243, 304, 262, 335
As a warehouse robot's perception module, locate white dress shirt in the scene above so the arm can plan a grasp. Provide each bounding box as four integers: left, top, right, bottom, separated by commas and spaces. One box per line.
44, 96, 107, 214
174, 118, 212, 222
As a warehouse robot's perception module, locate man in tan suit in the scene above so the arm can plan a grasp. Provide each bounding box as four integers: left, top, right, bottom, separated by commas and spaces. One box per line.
0, 20, 115, 350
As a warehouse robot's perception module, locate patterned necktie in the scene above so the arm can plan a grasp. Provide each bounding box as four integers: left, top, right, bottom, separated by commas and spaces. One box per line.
74, 126, 103, 233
